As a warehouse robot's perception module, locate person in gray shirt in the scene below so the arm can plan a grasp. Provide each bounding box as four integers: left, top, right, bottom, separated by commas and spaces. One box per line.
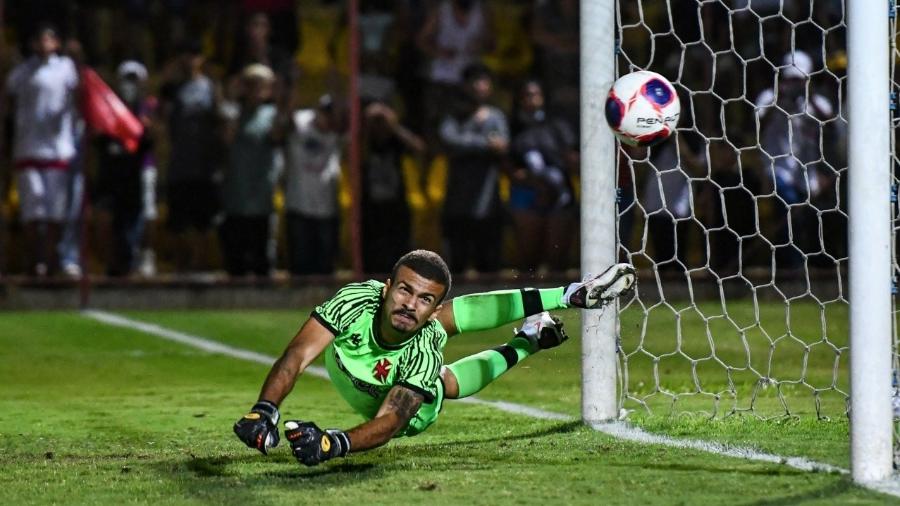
438, 63, 508, 274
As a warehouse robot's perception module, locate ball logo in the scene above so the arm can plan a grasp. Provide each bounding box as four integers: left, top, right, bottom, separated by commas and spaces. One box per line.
320, 434, 332, 453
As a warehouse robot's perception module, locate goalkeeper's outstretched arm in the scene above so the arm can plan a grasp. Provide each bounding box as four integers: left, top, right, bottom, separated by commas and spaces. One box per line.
258, 317, 334, 404
233, 318, 333, 455
284, 385, 423, 466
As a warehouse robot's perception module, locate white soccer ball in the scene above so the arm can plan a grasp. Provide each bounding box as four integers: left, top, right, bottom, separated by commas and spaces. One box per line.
604, 70, 680, 146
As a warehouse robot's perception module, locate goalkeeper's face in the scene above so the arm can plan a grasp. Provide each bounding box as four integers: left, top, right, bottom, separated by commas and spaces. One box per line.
382, 266, 445, 336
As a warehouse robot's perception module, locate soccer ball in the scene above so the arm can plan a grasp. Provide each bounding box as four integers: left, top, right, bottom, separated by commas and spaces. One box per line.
604, 70, 680, 146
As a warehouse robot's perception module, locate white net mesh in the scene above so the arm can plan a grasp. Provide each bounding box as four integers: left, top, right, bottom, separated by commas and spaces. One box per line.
613, 1, 849, 419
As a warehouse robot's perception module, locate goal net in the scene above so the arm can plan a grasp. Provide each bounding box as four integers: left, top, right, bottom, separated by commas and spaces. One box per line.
611, 1, 851, 421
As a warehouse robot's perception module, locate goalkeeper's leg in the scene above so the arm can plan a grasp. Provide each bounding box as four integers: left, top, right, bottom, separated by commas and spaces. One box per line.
443, 312, 568, 399
448, 263, 635, 335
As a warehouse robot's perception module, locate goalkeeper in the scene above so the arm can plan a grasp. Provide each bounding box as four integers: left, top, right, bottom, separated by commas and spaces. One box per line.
234, 249, 634, 466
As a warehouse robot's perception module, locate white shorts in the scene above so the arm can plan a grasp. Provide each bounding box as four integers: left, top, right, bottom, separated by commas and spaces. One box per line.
16, 168, 70, 222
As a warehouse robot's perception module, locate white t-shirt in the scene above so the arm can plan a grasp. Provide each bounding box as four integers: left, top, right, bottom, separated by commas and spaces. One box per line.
755, 88, 834, 194
283, 109, 342, 218
6, 54, 79, 162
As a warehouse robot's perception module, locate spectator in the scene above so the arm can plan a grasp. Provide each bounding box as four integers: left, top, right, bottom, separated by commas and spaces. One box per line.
228, 12, 297, 94
417, 0, 494, 149
640, 132, 704, 275
361, 101, 426, 274
2, 24, 79, 277
159, 41, 221, 273
219, 64, 280, 278
58, 37, 87, 278
531, 0, 579, 134
755, 50, 834, 270
281, 94, 345, 276
438, 63, 508, 274
508, 78, 578, 273
93, 60, 159, 277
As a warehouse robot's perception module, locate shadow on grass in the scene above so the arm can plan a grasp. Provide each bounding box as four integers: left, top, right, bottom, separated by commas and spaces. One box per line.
183, 454, 381, 480
397, 420, 584, 451
612, 460, 809, 477
741, 478, 859, 506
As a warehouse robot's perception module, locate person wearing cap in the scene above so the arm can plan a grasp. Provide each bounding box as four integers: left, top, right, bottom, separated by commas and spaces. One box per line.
93, 60, 159, 277
1, 24, 79, 278
280, 93, 346, 276
218, 63, 280, 278
754, 50, 835, 270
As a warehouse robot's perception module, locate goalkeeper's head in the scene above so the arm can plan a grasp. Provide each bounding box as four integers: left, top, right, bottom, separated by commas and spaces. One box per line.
382, 250, 452, 336
390, 250, 451, 303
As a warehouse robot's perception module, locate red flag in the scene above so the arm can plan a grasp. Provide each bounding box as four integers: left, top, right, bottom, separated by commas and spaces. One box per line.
80, 67, 143, 153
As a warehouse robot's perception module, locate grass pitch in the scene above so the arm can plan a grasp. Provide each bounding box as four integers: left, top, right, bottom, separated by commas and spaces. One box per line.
0, 309, 896, 505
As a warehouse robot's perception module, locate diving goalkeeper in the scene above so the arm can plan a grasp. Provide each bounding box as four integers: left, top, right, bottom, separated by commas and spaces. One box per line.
233, 249, 635, 466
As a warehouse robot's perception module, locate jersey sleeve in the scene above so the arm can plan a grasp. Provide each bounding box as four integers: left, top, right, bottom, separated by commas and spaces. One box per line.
395, 326, 446, 403
312, 281, 381, 335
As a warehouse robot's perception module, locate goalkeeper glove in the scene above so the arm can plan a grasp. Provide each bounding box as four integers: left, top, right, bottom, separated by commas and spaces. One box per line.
284, 420, 351, 466
515, 311, 568, 351
233, 400, 280, 455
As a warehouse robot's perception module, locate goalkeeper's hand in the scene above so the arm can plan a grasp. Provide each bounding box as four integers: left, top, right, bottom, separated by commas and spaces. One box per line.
233, 400, 280, 455
284, 420, 351, 467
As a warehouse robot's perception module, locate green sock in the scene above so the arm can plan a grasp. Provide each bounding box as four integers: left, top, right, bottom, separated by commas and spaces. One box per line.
446, 337, 534, 398
451, 287, 566, 333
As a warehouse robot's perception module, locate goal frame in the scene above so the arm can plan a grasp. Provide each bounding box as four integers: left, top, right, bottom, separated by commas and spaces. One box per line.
579, 0, 895, 484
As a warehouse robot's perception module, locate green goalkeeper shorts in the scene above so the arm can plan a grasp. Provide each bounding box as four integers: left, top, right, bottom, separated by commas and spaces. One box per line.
398, 377, 445, 437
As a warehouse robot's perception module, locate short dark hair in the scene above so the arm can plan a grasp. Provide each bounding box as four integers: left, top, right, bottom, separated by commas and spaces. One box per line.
391, 250, 452, 302
31, 22, 59, 42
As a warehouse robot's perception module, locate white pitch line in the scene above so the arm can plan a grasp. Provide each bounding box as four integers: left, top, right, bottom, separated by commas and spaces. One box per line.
83, 309, 900, 497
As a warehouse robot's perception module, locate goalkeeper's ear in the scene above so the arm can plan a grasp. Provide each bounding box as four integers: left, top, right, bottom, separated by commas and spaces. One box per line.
427, 303, 444, 321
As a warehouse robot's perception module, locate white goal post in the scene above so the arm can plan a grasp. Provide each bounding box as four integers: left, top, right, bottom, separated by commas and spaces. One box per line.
579, 0, 895, 483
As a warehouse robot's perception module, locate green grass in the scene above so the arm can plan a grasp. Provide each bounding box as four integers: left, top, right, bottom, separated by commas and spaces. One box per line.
0, 309, 896, 505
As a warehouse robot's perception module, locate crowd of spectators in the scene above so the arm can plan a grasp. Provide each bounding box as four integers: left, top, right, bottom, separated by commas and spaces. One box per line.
0, 0, 849, 281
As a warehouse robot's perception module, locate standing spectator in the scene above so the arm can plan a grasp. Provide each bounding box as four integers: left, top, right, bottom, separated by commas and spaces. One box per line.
417, 0, 494, 150
219, 64, 280, 278
57, 37, 87, 278
159, 41, 221, 273
641, 132, 704, 275
2, 24, 79, 277
93, 60, 158, 278
755, 50, 833, 271
508, 79, 578, 273
228, 12, 297, 93
438, 63, 508, 274
282, 94, 345, 276
531, 0, 580, 134
361, 101, 426, 274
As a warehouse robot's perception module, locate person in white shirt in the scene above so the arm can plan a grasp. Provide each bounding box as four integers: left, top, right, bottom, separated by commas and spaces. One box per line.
755, 50, 834, 270
281, 94, 345, 275
3, 24, 79, 277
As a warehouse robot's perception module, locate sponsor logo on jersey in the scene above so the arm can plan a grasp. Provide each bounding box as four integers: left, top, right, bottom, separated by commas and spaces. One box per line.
373, 358, 392, 382
349, 333, 362, 347
333, 349, 386, 398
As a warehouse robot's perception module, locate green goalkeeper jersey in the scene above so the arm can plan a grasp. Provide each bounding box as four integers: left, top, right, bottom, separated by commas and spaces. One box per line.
313, 280, 448, 420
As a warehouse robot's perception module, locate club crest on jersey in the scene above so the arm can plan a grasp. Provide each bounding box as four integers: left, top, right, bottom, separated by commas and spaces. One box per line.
372, 358, 392, 382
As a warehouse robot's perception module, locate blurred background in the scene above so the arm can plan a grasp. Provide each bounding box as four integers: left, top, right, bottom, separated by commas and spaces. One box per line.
0, 0, 848, 290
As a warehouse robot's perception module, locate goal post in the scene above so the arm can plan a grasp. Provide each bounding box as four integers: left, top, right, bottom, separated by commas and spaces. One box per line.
579, 0, 897, 485
579, 0, 618, 424
847, 0, 893, 483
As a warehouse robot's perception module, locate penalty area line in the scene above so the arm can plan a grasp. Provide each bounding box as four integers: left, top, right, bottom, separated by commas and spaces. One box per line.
83, 309, 900, 497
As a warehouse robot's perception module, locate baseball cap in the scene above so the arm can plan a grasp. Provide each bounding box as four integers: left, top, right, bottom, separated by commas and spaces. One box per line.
117, 60, 148, 82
